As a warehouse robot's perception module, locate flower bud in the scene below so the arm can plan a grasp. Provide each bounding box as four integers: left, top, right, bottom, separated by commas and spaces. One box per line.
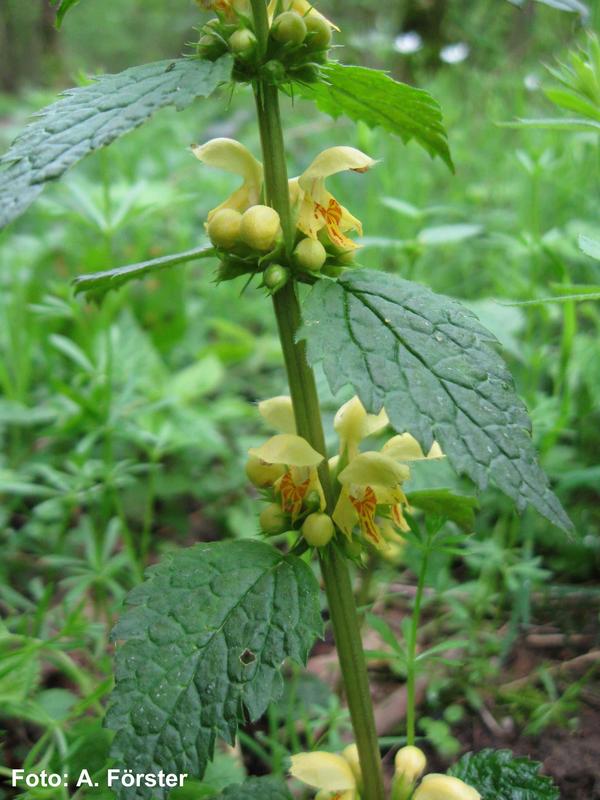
271, 11, 307, 46
395, 746, 426, 783
413, 775, 481, 800
262, 59, 287, 84
229, 28, 257, 55
294, 237, 327, 272
305, 14, 332, 49
302, 512, 334, 547
392, 746, 427, 800
259, 503, 289, 535
198, 32, 225, 58
245, 454, 285, 487
240, 205, 281, 251
207, 208, 242, 249
263, 263, 289, 293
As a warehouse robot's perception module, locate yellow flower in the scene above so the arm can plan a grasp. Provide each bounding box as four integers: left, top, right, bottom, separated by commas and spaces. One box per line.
191, 138, 263, 221
340, 744, 361, 787
334, 396, 388, 461
196, 0, 251, 18
290, 147, 376, 250
268, 0, 339, 30
382, 433, 444, 462
413, 774, 481, 800
331, 399, 444, 548
290, 750, 358, 799
334, 451, 410, 548
249, 434, 325, 520
258, 395, 296, 434
393, 746, 427, 799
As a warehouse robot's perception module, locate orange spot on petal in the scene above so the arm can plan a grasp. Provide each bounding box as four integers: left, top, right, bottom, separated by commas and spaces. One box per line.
279, 471, 310, 520
350, 486, 383, 545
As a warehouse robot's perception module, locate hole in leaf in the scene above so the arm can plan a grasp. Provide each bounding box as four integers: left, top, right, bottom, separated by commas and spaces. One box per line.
240, 648, 256, 665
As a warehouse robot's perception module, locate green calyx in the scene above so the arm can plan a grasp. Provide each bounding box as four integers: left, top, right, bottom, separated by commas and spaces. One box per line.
263, 263, 289, 293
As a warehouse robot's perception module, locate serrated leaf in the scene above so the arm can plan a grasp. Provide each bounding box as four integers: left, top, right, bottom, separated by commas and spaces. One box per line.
216, 777, 293, 799
299, 271, 571, 532
0, 56, 233, 230
73, 245, 216, 300
407, 489, 478, 530
449, 748, 560, 800
105, 540, 322, 800
296, 63, 453, 171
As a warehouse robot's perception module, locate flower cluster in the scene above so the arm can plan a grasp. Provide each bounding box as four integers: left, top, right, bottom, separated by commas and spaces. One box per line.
196, 0, 337, 84
290, 745, 480, 800
245, 394, 442, 551
192, 138, 375, 288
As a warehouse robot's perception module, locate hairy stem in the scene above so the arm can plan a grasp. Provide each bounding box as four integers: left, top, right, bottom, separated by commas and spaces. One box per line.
249, 2, 384, 797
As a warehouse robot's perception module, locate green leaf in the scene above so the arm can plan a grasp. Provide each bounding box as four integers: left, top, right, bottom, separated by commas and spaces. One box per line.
503, 291, 600, 306
449, 748, 560, 800
105, 540, 322, 799
415, 639, 469, 662
216, 777, 293, 799
51, 0, 81, 27
73, 246, 216, 300
299, 271, 571, 532
418, 224, 482, 246
543, 87, 600, 121
0, 56, 233, 230
502, 116, 600, 132
296, 63, 453, 172
534, 0, 589, 18
406, 489, 479, 530
579, 234, 600, 261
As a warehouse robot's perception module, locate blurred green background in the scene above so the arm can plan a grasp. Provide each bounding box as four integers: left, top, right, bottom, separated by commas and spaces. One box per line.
1, 0, 599, 796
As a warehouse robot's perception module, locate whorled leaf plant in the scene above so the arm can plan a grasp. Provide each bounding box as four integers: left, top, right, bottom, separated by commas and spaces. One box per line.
0, 1, 570, 799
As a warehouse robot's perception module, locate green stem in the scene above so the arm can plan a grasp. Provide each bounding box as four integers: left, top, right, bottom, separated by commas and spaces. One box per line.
249, 2, 384, 797
320, 545, 385, 799
406, 536, 430, 746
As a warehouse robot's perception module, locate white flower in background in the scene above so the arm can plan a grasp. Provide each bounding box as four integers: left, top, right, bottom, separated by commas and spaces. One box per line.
524, 72, 541, 91
394, 31, 423, 54
440, 42, 470, 64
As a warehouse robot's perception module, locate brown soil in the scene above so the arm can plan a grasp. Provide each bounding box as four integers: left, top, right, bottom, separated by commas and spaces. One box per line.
454, 704, 600, 799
